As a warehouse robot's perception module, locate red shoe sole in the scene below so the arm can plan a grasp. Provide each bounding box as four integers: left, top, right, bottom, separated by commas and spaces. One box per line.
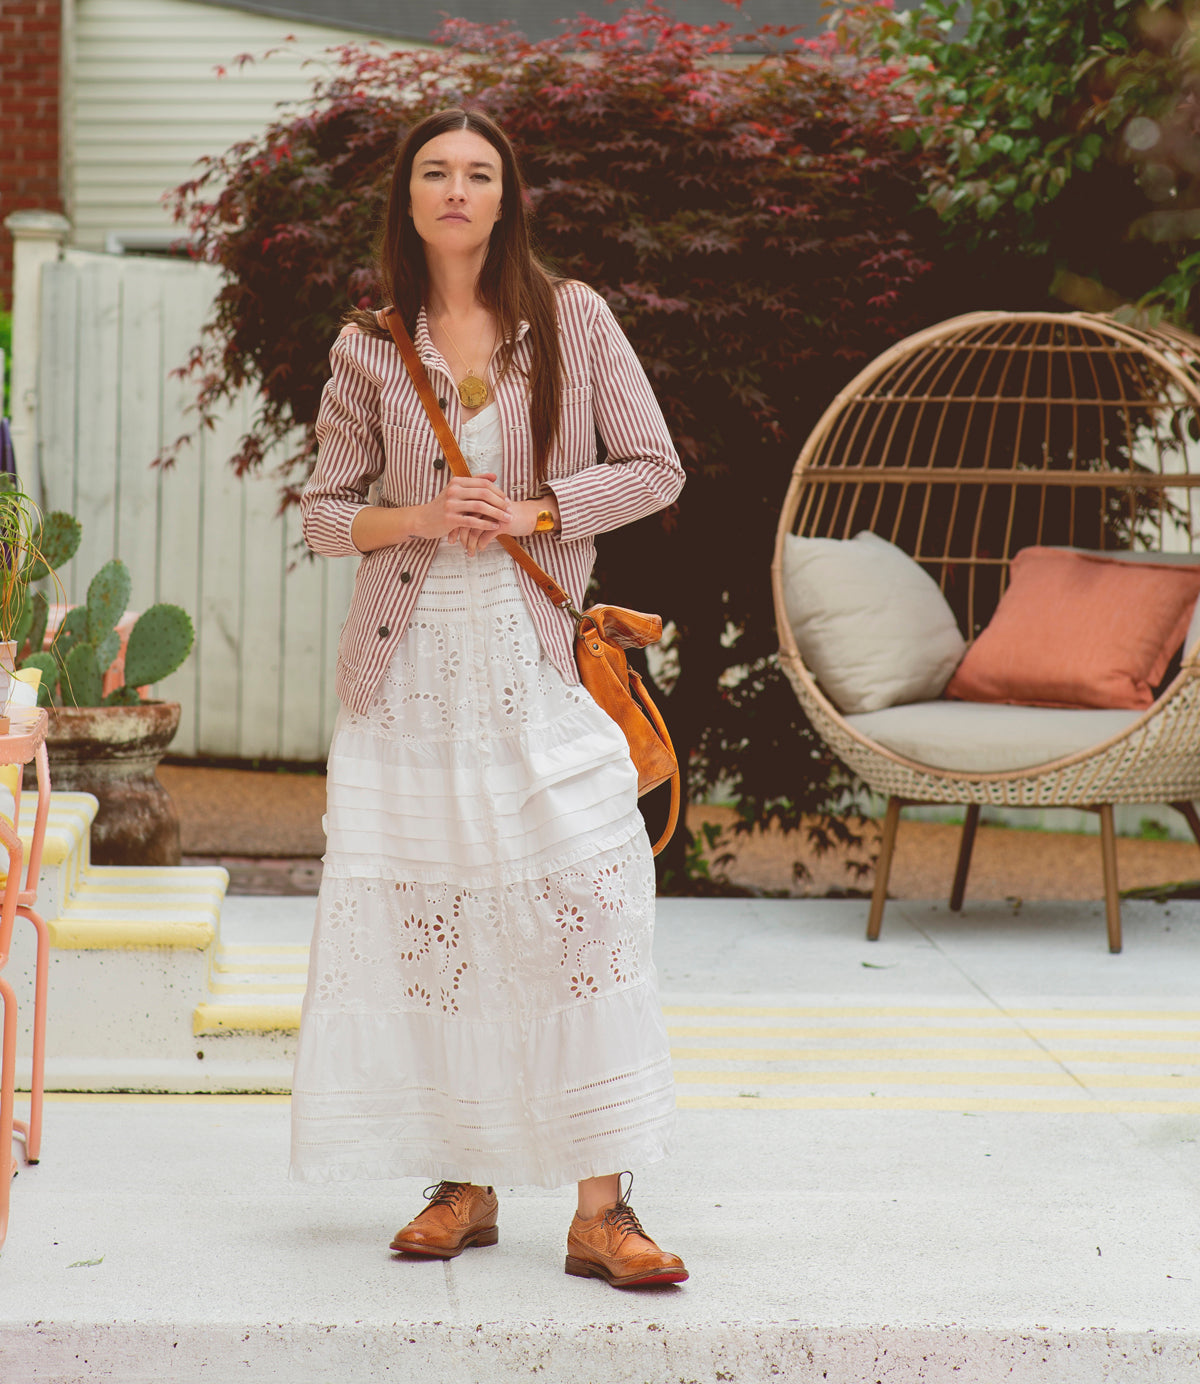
565, 1255, 688, 1287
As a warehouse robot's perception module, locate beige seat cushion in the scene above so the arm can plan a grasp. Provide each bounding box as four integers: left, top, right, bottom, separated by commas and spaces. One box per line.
781, 531, 966, 714
845, 701, 1142, 774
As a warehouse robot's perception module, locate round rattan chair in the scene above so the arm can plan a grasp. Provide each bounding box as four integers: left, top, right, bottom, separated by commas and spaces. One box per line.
772, 310, 1200, 952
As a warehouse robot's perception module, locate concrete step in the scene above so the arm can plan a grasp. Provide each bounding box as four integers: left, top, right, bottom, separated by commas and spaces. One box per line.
7, 790, 230, 1092
185, 914, 311, 1086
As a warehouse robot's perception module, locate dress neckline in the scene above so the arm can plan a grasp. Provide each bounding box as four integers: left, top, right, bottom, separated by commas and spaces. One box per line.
460, 401, 499, 428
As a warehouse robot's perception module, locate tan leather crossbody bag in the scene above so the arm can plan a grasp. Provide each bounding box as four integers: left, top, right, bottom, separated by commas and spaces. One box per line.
379, 307, 680, 856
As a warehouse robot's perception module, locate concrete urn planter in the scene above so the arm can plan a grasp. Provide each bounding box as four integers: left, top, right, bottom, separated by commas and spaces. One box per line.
46, 701, 182, 866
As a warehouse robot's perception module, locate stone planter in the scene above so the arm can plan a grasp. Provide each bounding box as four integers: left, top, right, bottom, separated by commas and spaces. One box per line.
46, 702, 182, 866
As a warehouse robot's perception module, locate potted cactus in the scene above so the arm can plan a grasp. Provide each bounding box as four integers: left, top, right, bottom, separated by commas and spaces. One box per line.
0, 477, 81, 721
31, 558, 195, 867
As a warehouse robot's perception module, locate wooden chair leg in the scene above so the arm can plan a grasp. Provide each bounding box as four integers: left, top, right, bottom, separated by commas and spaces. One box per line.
1170, 800, 1200, 852
867, 797, 903, 941
949, 804, 980, 912
1098, 804, 1122, 954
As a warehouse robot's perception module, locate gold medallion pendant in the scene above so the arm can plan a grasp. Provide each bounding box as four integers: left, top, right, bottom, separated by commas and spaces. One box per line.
458, 373, 489, 409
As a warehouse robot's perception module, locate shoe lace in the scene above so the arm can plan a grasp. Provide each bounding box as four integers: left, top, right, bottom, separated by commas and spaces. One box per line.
423, 1180, 468, 1210
600, 1171, 647, 1239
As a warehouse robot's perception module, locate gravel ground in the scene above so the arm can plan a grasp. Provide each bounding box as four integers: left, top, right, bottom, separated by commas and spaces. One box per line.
158, 764, 1200, 901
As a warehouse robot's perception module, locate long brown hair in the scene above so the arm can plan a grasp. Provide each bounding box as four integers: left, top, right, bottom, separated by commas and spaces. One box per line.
350, 108, 563, 483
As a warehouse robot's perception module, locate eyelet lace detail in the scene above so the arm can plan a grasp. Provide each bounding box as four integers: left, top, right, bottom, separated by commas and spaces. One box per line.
292, 482, 676, 1188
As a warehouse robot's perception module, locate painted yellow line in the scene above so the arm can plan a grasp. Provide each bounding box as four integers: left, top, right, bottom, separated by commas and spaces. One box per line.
676, 1095, 1200, 1114
672, 1069, 1200, 1089
207, 982, 307, 996
669, 1046, 1200, 1066
212, 961, 309, 975
40, 1092, 290, 1105
667, 1024, 1200, 1042
31, 1092, 1200, 1114
218, 945, 311, 956
193, 1003, 303, 1034
48, 921, 215, 949
664, 1004, 1200, 1021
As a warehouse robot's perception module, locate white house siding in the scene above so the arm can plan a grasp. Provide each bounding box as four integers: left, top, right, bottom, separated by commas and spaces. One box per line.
69, 0, 417, 250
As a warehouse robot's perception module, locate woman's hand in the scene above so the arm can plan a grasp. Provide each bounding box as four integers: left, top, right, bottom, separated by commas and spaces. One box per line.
348, 474, 511, 554
422, 473, 511, 543
449, 496, 559, 554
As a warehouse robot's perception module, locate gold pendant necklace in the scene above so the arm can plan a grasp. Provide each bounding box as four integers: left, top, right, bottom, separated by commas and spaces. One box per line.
436, 311, 492, 409
457, 372, 489, 409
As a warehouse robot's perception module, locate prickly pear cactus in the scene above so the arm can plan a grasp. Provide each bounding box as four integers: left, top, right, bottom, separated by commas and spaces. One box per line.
19, 652, 57, 707
10, 589, 34, 654
123, 603, 194, 689
27, 511, 82, 583
62, 642, 103, 707
26, 590, 48, 662
52, 605, 90, 670
94, 627, 121, 675
102, 684, 142, 706
86, 559, 131, 645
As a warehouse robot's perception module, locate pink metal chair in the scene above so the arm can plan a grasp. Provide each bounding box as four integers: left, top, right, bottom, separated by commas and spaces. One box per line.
0, 705, 51, 1250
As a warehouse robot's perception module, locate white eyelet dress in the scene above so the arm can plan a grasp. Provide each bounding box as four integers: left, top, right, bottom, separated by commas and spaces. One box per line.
290, 402, 677, 1187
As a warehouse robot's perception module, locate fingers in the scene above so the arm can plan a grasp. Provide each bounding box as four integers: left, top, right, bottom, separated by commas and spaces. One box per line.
440, 474, 510, 532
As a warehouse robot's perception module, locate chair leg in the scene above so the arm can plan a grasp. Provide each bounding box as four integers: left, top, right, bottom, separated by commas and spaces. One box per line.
1098, 804, 1122, 954
867, 797, 903, 942
12, 908, 48, 1163
0, 972, 17, 1252
949, 804, 980, 912
1170, 800, 1200, 852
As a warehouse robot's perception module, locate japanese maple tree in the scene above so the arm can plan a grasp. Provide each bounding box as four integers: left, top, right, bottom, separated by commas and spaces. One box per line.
169, 5, 947, 884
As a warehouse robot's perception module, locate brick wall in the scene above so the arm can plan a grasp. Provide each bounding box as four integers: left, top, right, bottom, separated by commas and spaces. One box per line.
0, 0, 63, 307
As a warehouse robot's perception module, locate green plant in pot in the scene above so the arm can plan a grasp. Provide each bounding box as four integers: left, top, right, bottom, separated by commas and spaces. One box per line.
33, 559, 195, 867
0, 478, 82, 724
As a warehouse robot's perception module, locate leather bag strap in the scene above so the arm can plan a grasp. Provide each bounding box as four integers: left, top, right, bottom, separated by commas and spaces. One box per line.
377, 307, 579, 616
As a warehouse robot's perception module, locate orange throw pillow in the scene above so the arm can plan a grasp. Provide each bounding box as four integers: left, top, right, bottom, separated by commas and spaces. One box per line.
946, 547, 1200, 710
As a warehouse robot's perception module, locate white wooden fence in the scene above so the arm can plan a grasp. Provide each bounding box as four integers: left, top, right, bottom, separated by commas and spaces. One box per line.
35, 249, 357, 760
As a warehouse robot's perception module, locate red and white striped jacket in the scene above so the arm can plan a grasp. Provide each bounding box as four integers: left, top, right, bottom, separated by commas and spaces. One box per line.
301, 279, 685, 716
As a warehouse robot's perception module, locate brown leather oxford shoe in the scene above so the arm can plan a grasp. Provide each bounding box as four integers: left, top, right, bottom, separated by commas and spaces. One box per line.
389, 1181, 499, 1259
565, 1176, 688, 1287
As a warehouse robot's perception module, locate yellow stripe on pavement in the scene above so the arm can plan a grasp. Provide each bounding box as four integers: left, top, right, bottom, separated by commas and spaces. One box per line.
669, 1045, 1200, 1066
673, 1069, 1200, 1089
668, 1024, 1200, 1042
677, 1095, 1200, 1114
664, 1004, 1200, 1021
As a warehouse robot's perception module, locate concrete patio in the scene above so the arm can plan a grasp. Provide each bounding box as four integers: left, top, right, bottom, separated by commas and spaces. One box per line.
2, 892, 1198, 1382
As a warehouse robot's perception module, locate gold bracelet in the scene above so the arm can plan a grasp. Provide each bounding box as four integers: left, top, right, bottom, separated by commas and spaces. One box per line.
533, 508, 555, 534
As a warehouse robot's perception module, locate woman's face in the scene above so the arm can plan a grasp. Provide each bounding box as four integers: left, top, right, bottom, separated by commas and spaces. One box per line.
408, 129, 504, 261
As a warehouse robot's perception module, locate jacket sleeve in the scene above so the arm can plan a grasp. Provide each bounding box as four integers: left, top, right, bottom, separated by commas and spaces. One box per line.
548, 297, 685, 544
300, 331, 383, 557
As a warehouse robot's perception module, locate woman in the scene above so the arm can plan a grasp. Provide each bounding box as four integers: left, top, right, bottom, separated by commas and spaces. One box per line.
291, 108, 688, 1288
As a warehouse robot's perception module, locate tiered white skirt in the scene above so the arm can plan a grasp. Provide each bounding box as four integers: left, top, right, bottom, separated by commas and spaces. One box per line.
290, 541, 676, 1187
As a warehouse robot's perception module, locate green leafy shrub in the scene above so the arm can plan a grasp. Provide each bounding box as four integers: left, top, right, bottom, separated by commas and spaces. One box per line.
844, 0, 1200, 325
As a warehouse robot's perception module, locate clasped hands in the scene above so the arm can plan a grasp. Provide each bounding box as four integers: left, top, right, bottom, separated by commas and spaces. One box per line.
427, 473, 551, 554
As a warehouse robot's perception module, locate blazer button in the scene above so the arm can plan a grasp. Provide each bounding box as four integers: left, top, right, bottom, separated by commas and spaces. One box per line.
437, 397, 448, 410
400, 571, 412, 584
377, 624, 390, 639
433, 456, 446, 470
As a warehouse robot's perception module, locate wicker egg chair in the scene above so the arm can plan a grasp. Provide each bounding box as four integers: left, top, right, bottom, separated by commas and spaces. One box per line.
772, 310, 1200, 952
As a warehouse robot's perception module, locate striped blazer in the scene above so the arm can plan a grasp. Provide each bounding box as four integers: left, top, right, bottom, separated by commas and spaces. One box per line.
301, 279, 686, 716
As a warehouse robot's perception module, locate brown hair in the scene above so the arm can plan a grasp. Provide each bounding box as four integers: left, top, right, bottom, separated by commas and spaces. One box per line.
350, 108, 563, 484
